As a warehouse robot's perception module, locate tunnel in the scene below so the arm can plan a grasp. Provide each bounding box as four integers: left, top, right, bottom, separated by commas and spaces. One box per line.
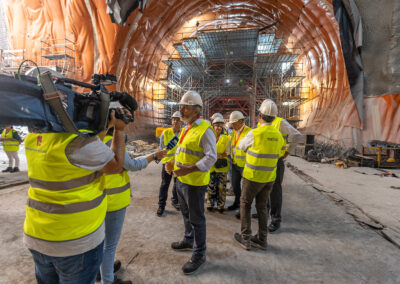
2, 0, 400, 147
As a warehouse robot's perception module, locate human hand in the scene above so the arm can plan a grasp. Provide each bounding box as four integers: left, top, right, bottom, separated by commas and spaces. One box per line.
110, 109, 132, 131
155, 149, 167, 159
165, 160, 174, 175
283, 151, 289, 159
173, 164, 196, 177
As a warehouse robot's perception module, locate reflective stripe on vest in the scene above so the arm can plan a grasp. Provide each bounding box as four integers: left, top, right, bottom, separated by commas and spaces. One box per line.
174, 120, 213, 186
1, 129, 20, 151
232, 125, 251, 167
161, 128, 180, 164
243, 125, 284, 183
211, 134, 229, 173
103, 135, 132, 212
272, 117, 288, 157
24, 133, 106, 242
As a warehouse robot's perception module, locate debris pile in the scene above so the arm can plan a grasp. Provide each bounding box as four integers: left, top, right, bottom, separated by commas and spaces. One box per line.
127, 140, 159, 158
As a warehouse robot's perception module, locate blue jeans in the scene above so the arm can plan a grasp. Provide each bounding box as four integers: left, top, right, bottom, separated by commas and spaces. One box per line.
176, 180, 207, 259
100, 208, 126, 284
29, 242, 103, 284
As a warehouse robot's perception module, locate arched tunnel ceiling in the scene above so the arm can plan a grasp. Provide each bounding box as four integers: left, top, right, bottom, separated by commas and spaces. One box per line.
3, 0, 400, 145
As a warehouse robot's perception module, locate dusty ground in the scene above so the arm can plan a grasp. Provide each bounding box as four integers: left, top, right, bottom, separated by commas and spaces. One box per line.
0, 159, 399, 283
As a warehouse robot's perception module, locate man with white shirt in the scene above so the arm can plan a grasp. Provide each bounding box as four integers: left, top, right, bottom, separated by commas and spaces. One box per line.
234, 100, 285, 251
171, 91, 217, 275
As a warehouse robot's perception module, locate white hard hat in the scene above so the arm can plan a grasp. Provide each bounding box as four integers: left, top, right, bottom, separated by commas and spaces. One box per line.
171, 111, 181, 118
229, 111, 245, 123
210, 113, 223, 121
179, 91, 203, 107
212, 117, 225, 124
259, 99, 278, 116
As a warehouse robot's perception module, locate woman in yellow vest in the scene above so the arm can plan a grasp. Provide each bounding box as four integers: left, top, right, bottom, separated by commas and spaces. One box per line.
1, 126, 22, 173
99, 127, 166, 284
207, 117, 230, 213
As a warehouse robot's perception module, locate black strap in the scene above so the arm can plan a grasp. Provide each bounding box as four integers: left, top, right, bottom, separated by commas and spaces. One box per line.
39, 71, 81, 135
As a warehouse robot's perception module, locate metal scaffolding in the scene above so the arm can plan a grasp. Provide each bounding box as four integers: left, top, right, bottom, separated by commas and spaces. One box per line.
153, 24, 309, 127
40, 38, 76, 76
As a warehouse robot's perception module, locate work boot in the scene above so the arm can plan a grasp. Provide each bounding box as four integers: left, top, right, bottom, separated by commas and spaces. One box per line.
171, 240, 193, 251
234, 233, 250, 250
171, 202, 180, 211
112, 278, 132, 284
250, 235, 267, 250
2, 167, 12, 173
156, 206, 164, 217
11, 167, 19, 173
227, 204, 239, 211
96, 260, 122, 282
268, 222, 280, 233
182, 256, 206, 275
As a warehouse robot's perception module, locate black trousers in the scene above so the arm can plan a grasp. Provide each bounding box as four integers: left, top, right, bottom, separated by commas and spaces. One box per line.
231, 163, 244, 207
158, 164, 178, 208
268, 158, 285, 224
176, 180, 207, 259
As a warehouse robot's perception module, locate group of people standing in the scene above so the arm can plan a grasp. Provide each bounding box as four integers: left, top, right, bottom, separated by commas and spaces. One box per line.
156, 91, 302, 273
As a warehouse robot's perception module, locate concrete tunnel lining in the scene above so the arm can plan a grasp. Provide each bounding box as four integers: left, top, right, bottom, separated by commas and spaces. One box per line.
3, 0, 400, 145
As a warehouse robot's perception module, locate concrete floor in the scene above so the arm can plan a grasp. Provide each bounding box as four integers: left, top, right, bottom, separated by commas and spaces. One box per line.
0, 160, 399, 283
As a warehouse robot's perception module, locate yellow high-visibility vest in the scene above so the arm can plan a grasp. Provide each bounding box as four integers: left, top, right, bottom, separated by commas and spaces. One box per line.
231, 125, 251, 167
24, 133, 107, 241
1, 129, 20, 151
103, 135, 131, 212
161, 128, 180, 164
174, 120, 213, 186
243, 125, 285, 183
211, 134, 229, 173
272, 117, 288, 156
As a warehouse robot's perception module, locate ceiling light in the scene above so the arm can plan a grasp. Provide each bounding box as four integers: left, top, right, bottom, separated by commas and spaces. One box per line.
168, 84, 176, 89
226, 79, 231, 83
177, 68, 182, 74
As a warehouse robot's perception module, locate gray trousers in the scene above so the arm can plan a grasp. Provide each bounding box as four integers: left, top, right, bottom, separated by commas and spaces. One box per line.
240, 178, 274, 242
5, 151, 19, 168
176, 179, 207, 259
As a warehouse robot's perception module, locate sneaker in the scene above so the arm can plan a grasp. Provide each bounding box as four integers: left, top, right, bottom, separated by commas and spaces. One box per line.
206, 206, 213, 212
234, 233, 250, 250
156, 206, 164, 217
11, 167, 19, 173
171, 202, 180, 211
2, 167, 12, 173
112, 278, 132, 284
182, 256, 206, 275
268, 222, 280, 233
171, 240, 193, 251
250, 235, 267, 250
227, 204, 239, 211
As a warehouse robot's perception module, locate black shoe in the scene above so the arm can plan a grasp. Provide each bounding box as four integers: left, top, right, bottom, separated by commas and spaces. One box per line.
250, 235, 267, 250
235, 211, 240, 220
96, 260, 122, 282
171, 202, 180, 211
113, 260, 121, 273
234, 233, 250, 250
227, 204, 239, 211
206, 206, 213, 212
268, 222, 280, 233
171, 240, 193, 251
218, 208, 224, 214
2, 167, 12, 173
182, 256, 206, 275
112, 278, 132, 284
11, 167, 19, 173
251, 213, 258, 219
156, 206, 164, 217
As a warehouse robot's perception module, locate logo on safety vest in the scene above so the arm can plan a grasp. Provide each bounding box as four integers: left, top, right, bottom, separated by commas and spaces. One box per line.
37, 136, 42, 146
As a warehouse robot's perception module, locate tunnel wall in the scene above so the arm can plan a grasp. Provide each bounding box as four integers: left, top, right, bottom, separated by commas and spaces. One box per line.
3, 0, 400, 146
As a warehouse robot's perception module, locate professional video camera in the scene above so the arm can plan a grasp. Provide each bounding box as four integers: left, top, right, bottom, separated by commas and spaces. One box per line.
0, 66, 137, 136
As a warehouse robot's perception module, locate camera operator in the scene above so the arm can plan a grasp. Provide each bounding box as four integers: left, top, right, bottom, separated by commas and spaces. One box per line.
23, 109, 130, 284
